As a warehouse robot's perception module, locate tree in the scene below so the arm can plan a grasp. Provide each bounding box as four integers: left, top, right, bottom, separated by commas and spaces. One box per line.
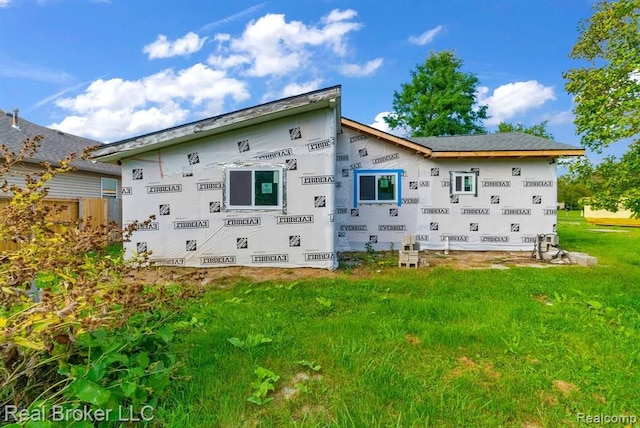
384, 50, 488, 137
563, 0, 640, 216
568, 142, 640, 215
557, 175, 591, 210
496, 121, 554, 139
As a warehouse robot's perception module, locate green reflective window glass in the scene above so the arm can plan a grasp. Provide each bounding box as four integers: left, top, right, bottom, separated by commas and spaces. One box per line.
378, 175, 395, 200
464, 176, 473, 192
254, 171, 278, 206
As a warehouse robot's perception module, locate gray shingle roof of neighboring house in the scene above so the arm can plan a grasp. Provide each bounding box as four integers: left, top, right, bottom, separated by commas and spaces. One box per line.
0, 109, 120, 176
411, 132, 583, 152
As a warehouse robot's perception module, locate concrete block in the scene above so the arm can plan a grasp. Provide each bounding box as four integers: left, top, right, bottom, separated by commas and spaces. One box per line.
568, 252, 598, 266
402, 234, 416, 245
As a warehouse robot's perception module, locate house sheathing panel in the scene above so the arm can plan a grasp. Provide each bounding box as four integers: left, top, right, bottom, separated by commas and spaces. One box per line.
93, 86, 584, 269
336, 126, 558, 252
120, 109, 338, 269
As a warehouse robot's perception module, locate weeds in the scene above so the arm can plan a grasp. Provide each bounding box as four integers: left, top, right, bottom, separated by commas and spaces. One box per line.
247, 367, 279, 405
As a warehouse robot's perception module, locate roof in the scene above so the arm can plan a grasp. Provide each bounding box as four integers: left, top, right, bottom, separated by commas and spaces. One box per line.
93, 85, 342, 162
0, 109, 121, 176
341, 117, 432, 157
410, 132, 585, 158
341, 117, 584, 158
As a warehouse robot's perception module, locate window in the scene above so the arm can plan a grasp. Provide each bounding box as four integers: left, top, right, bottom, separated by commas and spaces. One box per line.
354, 169, 403, 207
226, 168, 284, 210
450, 171, 477, 196
101, 177, 118, 198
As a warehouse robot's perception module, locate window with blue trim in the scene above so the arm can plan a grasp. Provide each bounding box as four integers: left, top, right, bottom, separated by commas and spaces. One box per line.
354, 169, 403, 207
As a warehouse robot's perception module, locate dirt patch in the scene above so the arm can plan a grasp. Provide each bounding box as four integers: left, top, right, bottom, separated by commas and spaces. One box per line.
552, 379, 578, 396
445, 356, 501, 383
125, 250, 558, 285
540, 391, 558, 407
129, 265, 335, 286
296, 405, 328, 420
532, 294, 553, 306
274, 372, 311, 402
405, 334, 422, 345
424, 250, 544, 270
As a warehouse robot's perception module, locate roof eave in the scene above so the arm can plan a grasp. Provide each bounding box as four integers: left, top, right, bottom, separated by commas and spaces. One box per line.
92, 86, 341, 163
430, 149, 586, 158
340, 118, 432, 157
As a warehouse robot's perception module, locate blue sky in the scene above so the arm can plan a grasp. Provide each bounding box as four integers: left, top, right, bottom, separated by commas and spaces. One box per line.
0, 0, 620, 162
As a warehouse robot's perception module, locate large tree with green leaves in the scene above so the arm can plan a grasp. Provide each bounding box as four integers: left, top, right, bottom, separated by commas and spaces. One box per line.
496, 121, 554, 139
564, 0, 640, 216
384, 50, 488, 137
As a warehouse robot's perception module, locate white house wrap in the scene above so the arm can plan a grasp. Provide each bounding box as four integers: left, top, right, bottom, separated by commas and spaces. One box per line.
335, 124, 564, 251
93, 86, 584, 269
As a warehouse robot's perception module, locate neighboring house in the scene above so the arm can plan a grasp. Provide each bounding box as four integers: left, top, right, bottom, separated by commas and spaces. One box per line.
583, 205, 640, 226
92, 86, 585, 269
0, 108, 121, 200
0, 109, 122, 243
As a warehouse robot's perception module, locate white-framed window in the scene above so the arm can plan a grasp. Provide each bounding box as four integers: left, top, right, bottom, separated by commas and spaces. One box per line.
354, 169, 403, 207
226, 167, 284, 210
450, 171, 477, 196
101, 177, 118, 198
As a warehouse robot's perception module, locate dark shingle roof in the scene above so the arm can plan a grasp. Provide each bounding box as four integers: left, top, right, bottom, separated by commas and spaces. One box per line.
0, 109, 120, 176
410, 132, 583, 152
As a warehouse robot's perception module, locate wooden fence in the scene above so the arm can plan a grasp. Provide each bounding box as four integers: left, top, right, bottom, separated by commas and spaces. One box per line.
0, 197, 122, 251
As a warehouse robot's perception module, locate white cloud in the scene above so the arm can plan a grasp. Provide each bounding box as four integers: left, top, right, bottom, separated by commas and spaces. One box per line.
370, 112, 393, 133
212, 9, 362, 77
207, 54, 250, 70
260, 79, 324, 103
477, 81, 556, 125
322, 9, 358, 24
50, 63, 249, 141
143, 32, 207, 59
369, 112, 406, 136
280, 79, 324, 98
339, 58, 383, 77
0, 0, 11, 7
542, 110, 574, 125
408, 25, 445, 46
48, 8, 373, 141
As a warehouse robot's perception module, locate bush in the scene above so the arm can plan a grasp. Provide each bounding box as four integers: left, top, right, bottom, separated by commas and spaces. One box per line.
0, 136, 202, 426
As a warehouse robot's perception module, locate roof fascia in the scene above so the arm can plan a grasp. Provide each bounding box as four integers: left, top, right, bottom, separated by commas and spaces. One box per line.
340, 117, 432, 157
430, 149, 586, 158
92, 86, 341, 162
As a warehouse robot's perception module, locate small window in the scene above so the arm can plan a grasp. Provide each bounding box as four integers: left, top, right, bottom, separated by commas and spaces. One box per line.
354, 170, 402, 206
450, 171, 477, 196
226, 168, 284, 210
101, 177, 118, 198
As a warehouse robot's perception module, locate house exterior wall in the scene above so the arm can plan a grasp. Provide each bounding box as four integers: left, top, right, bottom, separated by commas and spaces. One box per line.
120, 109, 338, 269
336, 128, 558, 251
4, 164, 120, 199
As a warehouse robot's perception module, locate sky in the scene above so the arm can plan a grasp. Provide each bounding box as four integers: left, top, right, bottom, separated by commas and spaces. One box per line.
0, 0, 623, 164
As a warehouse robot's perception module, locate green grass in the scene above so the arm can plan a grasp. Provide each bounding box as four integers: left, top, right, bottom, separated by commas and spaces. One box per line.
155, 213, 640, 427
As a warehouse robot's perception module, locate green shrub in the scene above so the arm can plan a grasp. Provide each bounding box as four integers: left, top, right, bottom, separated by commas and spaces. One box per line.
0, 136, 202, 426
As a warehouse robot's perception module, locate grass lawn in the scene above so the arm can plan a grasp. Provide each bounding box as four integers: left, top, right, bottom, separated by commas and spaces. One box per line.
156, 212, 640, 427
